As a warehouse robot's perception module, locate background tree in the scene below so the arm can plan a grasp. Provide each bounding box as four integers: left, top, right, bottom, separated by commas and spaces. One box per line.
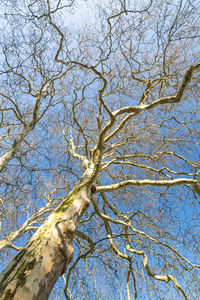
0, 0, 200, 299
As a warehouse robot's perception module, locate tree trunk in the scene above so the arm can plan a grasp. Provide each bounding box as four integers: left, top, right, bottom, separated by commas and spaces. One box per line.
0, 185, 91, 300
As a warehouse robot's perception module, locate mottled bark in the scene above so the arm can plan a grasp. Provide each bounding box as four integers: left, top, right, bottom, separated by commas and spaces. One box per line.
0, 186, 91, 300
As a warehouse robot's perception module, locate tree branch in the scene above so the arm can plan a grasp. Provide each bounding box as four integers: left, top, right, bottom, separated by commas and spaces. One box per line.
97, 178, 200, 195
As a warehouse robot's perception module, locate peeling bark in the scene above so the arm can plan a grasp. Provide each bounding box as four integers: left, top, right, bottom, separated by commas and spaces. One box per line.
0, 186, 91, 300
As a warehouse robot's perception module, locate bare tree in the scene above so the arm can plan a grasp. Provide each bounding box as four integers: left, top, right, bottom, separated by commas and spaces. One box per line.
0, 0, 200, 299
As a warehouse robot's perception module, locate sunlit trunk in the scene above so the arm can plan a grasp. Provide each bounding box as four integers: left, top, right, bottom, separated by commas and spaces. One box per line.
0, 185, 91, 300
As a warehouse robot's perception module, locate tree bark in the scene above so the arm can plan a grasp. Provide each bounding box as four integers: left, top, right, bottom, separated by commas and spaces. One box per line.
0, 185, 91, 300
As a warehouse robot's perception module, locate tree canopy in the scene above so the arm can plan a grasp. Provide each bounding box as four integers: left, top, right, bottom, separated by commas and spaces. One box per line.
0, 0, 200, 299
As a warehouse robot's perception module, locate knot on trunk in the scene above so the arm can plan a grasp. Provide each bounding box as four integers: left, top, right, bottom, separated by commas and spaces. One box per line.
91, 184, 96, 193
